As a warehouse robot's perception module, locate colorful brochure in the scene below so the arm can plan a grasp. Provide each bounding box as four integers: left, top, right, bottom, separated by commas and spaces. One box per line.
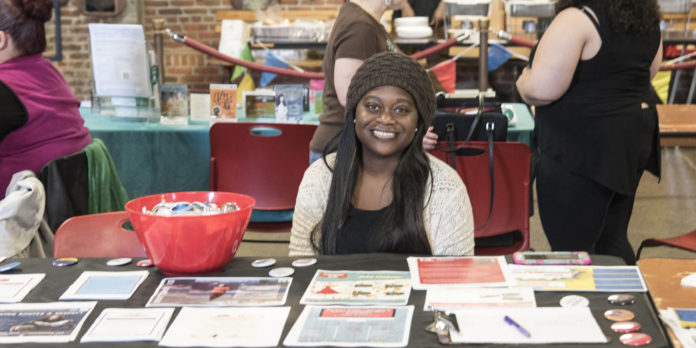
210, 84, 237, 121
159, 306, 290, 347
508, 265, 648, 292
59, 271, 149, 300
0, 274, 45, 303
0, 302, 96, 343
300, 270, 411, 305
424, 286, 536, 311
81, 308, 174, 342
660, 308, 696, 348
146, 277, 292, 307
284, 306, 414, 347
451, 307, 608, 344
407, 256, 511, 290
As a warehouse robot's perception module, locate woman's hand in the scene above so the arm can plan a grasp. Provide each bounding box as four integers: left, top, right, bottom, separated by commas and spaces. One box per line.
422, 126, 438, 151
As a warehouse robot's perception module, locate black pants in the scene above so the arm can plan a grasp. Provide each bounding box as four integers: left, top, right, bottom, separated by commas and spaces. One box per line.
536, 154, 638, 265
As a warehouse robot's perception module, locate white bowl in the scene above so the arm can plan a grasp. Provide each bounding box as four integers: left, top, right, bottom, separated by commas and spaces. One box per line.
394, 16, 429, 29
396, 25, 433, 39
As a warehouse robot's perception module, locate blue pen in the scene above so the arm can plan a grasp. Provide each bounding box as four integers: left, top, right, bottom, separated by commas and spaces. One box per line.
504, 315, 531, 338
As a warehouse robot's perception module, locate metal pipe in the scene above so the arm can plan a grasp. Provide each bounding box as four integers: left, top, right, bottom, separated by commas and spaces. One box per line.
153, 18, 165, 85
478, 17, 489, 92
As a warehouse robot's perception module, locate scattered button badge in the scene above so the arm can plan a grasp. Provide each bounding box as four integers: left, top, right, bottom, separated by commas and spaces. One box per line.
291, 258, 317, 267
106, 258, 132, 266
269, 267, 294, 277
559, 295, 589, 307
136, 259, 154, 267
604, 309, 635, 322
608, 294, 636, 306
611, 321, 641, 333
251, 258, 276, 268
0, 261, 20, 273
619, 332, 652, 346
53, 258, 78, 267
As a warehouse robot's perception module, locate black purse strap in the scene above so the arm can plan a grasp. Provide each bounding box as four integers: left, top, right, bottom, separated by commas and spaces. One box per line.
477, 121, 495, 231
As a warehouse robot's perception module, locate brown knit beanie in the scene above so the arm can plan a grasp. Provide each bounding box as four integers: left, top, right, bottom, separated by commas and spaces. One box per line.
345, 51, 435, 128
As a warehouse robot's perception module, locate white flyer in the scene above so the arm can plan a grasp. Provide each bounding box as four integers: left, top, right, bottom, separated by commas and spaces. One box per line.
0, 273, 45, 303
89, 23, 152, 98
424, 286, 536, 311
451, 307, 608, 344
0, 301, 96, 343
81, 307, 174, 342
284, 306, 414, 347
159, 306, 290, 347
59, 271, 149, 300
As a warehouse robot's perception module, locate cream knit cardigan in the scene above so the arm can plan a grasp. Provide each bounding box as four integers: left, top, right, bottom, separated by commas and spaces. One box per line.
289, 153, 474, 256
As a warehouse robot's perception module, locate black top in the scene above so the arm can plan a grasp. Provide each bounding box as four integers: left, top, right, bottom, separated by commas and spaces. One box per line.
336, 204, 389, 254
0, 80, 28, 142
533, 0, 661, 194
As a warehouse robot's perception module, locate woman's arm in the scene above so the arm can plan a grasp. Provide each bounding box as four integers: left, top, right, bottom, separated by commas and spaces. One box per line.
426, 160, 475, 256
333, 58, 364, 107
289, 162, 331, 256
650, 40, 663, 80
515, 8, 595, 106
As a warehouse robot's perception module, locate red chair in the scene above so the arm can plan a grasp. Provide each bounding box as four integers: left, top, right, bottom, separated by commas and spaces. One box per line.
430, 141, 531, 255
209, 123, 318, 235
53, 211, 146, 258
636, 229, 696, 259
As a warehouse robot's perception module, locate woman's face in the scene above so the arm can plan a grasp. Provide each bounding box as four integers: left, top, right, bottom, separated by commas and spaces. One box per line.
355, 85, 418, 161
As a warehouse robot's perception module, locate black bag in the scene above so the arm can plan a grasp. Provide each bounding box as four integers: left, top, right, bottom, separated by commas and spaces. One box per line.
431, 97, 509, 230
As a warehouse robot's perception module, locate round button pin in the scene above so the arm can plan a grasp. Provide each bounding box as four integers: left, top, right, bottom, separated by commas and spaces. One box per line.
106, 258, 132, 266
611, 321, 641, 333
269, 267, 294, 277
53, 257, 78, 267
292, 258, 317, 267
559, 295, 589, 307
608, 294, 636, 306
136, 259, 154, 267
619, 332, 652, 346
604, 309, 635, 322
0, 261, 20, 273
251, 258, 276, 268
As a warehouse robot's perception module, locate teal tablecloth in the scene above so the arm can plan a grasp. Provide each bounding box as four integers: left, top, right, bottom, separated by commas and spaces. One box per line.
81, 103, 535, 219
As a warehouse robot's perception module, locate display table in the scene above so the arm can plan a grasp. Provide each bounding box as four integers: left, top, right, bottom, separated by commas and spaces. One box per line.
82, 103, 535, 199
657, 104, 696, 147
638, 258, 696, 348
8, 254, 669, 347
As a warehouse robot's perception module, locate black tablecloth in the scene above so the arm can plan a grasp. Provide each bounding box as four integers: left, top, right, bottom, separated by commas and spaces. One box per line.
8, 254, 669, 348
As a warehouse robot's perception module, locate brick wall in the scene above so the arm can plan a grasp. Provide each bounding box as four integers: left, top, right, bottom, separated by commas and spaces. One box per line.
47, 0, 343, 100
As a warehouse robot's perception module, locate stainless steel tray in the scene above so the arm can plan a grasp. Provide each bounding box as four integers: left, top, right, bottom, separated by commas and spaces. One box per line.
658, 0, 691, 13
504, 1, 556, 17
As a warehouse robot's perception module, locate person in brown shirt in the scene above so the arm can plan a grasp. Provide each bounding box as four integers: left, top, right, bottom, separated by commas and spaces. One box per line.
309, 0, 404, 163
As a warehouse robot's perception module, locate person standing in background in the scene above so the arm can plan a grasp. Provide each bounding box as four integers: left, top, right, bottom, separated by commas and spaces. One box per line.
0, 0, 91, 196
516, 0, 662, 264
309, 0, 406, 164
393, 0, 444, 26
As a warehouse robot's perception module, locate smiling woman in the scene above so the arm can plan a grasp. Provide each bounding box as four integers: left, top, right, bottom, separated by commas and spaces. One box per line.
289, 52, 474, 257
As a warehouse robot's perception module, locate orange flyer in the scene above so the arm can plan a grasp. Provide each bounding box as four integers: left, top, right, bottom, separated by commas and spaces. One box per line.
209, 84, 237, 121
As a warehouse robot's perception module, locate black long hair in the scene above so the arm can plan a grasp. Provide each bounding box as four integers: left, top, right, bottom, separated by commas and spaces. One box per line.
312, 103, 433, 255
556, 0, 661, 33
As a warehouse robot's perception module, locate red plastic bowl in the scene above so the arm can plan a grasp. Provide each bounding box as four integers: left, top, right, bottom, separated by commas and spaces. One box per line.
125, 191, 255, 276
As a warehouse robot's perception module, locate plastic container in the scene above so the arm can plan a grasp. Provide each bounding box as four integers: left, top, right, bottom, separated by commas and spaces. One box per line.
125, 191, 255, 276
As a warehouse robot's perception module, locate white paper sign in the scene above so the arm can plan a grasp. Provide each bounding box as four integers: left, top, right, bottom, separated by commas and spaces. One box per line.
89, 23, 152, 98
